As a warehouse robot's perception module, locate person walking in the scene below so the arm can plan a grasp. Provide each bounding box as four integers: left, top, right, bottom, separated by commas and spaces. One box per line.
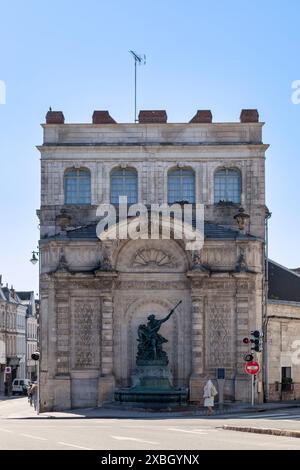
203, 379, 218, 415
27, 383, 33, 405
30, 382, 38, 411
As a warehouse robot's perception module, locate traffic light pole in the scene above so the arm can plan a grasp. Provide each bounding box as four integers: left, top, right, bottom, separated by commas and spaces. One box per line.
251, 375, 255, 406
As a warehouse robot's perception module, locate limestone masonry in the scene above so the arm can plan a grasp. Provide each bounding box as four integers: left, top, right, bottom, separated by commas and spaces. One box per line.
38, 109, 268, 410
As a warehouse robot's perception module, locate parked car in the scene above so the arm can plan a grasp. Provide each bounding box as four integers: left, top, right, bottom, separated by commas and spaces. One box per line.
12, 379, 31, 395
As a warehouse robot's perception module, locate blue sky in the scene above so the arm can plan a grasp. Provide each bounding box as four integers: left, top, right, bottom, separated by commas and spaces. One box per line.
0, 0, 299, 293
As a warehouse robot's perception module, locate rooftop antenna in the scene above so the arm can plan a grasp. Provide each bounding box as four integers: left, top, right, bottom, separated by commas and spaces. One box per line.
129, 50, 146, 122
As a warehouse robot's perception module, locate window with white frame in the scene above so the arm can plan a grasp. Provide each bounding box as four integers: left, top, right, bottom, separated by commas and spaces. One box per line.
214, 168, 241, 204
64, 168, 91, 204
168, 168, 195, 204
110, 168, 138, 204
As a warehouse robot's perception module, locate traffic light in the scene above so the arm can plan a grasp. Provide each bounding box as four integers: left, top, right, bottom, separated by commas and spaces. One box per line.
250, 330, 263, 352
31, 351, 40, 361
242, 330, 263, 355
244, 353, 254, 362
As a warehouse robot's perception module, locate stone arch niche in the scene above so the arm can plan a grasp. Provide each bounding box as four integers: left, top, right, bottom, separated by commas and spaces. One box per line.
113, 239, 192, 388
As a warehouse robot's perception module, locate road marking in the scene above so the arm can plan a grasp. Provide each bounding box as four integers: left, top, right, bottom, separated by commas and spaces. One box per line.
167, 427, 208, 435
58, 441, 92, 450
111, 435, 158, 445
233, 413, 291, 419
0, 428, 13, 433
282, 418, 300, 422
20, 433, 47, 441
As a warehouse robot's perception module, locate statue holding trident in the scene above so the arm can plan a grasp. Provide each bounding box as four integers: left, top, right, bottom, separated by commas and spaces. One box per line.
136, 300, 182, 364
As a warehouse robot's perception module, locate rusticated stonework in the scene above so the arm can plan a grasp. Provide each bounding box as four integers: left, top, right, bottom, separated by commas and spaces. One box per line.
71, 300, 100, 369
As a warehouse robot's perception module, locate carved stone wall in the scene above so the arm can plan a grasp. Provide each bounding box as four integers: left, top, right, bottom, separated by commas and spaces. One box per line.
71, 299, 100, 370
205, 300, 235, 368
39, 238, 263, 410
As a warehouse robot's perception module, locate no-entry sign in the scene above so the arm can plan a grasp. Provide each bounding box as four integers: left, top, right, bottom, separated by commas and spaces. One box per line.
244, 361, 260, 375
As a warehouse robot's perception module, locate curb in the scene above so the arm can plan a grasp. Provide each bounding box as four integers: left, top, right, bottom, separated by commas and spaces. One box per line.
223, 425, 300, 439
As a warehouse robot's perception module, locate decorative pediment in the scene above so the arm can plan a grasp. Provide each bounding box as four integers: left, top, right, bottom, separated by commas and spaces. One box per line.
116, 239, 189, 273
132, 248, 177, 268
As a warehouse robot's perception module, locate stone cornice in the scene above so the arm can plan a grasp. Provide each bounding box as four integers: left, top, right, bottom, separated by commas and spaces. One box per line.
37, 143, 269, 154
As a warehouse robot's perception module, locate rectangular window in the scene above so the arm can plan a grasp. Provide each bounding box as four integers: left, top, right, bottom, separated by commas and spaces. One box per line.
281, 367, 293, 392
282, 367, 291, 379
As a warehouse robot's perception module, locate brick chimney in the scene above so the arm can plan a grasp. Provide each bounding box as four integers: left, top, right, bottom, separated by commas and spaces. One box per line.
240, 109, 259, 123
92, 110, 116, 124
189, 110, 212, 123
45, 110, 65, 124
138, 110, 167, 123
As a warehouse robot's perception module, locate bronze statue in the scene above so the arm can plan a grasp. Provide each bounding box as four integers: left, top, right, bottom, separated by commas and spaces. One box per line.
136, 300, 182, 364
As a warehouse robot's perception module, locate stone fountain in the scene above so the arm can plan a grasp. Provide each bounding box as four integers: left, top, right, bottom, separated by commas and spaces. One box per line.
115, 300, 188, 405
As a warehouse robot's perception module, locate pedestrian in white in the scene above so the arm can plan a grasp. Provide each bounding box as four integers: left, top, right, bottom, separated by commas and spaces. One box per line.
203, 379, 218, 415
30, 382, 38, 411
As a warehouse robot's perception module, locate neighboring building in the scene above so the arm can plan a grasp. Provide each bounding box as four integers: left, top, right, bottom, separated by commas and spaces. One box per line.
0, 286, 7, 393
267, 260, 300, 400
0, 285, 38, 393
16, 301, 26, 379
38, 108, 268, 411
17, 291, 38, 381
0, 286, 24, 385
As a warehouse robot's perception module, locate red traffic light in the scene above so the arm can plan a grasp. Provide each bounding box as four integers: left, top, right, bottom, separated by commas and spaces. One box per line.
243, 337, 250, 344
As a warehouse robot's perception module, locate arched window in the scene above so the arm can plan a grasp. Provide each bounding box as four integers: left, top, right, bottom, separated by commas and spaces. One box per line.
214, 168, 241, 204
110, 168, 138, 204
168, 168, 195, 204
64, 168, 91, 204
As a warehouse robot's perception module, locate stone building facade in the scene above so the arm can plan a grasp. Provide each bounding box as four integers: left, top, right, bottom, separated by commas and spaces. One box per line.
17, 291, 38, 381
266, 260, 300, 401
0, 285, 26, 392
38, 108, 268, 411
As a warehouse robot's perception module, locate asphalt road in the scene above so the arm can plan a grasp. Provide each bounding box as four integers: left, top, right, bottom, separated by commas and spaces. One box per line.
1, 397, 300, 450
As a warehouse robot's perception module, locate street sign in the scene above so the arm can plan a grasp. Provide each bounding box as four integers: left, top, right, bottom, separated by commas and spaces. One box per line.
244, 361, 260, 375
4, 367, 11, 374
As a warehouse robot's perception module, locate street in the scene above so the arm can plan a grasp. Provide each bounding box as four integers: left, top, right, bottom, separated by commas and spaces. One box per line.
1, 397, 300, 450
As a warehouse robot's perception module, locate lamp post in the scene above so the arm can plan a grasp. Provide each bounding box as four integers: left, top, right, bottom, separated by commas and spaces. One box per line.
29, 248, 40, 414
30, 251, 39, 265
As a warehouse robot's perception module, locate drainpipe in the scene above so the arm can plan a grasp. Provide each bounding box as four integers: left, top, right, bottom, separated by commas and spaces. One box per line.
263, 207, 271, 402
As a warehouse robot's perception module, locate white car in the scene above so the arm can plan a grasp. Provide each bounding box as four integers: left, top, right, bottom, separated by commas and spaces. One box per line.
12, 379, 31, 395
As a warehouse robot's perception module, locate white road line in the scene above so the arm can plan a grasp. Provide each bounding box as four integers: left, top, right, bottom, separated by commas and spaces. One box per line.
0, 428, 13, 433
111, 435, 158, 445
167, 427, 208, 435
20, 433, 47, 441
58, 441, 92, 450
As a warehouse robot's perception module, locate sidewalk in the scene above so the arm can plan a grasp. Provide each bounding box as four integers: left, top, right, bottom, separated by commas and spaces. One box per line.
1, 396, 300, 420
223, 425, 300, 439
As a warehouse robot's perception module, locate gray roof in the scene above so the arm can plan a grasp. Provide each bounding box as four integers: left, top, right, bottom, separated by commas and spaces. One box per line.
44, 220, 257, 242
268, 259, 300, 302
0, 287, 20, 304
16, 291, 34, 301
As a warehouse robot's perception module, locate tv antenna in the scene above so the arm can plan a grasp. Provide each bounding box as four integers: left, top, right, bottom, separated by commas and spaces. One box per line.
129, 50, 146, 122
